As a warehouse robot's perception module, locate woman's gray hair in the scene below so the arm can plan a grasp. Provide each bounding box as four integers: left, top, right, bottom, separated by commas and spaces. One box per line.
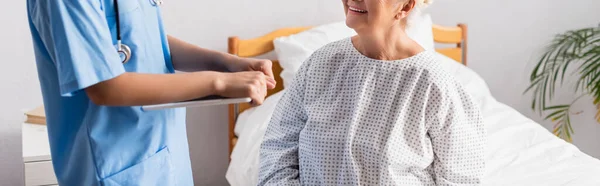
413, 0, 434, 7
405, 0, 433, 28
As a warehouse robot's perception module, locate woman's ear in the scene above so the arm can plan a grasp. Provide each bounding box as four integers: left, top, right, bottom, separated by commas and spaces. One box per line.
397, 0, 416, 19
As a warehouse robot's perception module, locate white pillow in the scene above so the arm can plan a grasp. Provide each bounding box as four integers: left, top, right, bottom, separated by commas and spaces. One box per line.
406, 13, 435, 50
274, 14, 435, 88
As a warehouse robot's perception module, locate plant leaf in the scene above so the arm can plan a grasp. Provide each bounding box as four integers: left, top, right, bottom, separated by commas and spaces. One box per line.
551, 61, 564, 99
526, 27, 600, 127
545, 109, 566, 120
564, 112, 574, 143
576, 46, 600, 93
587, 69, 600, 88
538, 78, 545, 114
578, 48, 600, 74
545, 104, 573, 142
531, 52, 549, 81
531, 85, 540, 111
579, 52, 600, 77
531, 93, 537, 111
561, 59, 573, 85
588, 36, 600, 46
592, 78, 600, 99
552, 114, 564, 122
543, 105, 570, 110
566, 113, 574, 135
542, 76, 549, 110
553, 122, 561, 134
593, 87, 600, 105
595, 103, 600, 124
524, 78, 542, 94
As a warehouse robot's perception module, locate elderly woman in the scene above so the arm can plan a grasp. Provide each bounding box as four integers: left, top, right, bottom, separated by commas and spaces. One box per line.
258, 0, 485, 185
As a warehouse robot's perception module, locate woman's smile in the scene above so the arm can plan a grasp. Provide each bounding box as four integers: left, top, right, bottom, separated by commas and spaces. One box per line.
348, 6, 368, 14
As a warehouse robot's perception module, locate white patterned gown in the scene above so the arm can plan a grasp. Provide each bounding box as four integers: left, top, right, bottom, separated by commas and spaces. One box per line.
258, 38, 485, 186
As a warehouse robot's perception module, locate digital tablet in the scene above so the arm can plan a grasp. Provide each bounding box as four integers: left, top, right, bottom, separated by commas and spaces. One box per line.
141, 95, 252, 111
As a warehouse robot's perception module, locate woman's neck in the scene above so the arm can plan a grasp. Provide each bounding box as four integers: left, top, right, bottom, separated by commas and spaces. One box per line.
352, 27, 424, 61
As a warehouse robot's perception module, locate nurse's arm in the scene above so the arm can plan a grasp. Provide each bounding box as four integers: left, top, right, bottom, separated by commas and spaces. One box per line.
168, 35, 238, 72
85, 71, 268, 106
168, 36, 276, 89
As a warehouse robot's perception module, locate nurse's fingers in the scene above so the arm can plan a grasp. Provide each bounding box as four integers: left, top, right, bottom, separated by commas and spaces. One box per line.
249, 73, 267, 106
261, 61, 276, 90
253, 59, 276, 90
266, 77, 276, 90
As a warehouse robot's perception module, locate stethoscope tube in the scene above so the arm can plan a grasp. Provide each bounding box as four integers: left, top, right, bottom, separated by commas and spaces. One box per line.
113, 0, 131, 64
113, 0, 163, 64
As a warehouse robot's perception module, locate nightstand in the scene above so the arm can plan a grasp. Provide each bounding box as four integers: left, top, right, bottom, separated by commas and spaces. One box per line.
22, 123, 58, 186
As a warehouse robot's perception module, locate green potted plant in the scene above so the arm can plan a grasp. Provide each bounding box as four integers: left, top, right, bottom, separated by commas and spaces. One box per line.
526, 25, 600, 142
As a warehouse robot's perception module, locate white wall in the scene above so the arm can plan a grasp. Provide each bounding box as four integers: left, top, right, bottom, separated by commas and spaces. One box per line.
2, 0, 599, 185
0, 1, 39, 185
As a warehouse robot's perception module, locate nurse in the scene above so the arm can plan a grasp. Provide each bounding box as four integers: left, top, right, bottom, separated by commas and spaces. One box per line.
26, 0, 273, 185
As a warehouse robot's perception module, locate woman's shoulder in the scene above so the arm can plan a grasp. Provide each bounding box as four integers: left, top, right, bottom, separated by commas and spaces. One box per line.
414, 52, 464, 91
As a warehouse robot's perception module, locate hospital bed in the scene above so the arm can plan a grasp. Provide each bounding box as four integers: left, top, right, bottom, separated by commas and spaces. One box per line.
224, 16, 600, 186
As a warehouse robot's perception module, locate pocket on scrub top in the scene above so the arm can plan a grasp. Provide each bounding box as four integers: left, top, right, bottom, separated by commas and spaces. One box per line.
104, 0, 140, 17
100, 147, 176, 186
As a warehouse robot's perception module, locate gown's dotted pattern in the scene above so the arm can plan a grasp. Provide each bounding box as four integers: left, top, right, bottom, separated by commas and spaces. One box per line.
259, 38, 485, 186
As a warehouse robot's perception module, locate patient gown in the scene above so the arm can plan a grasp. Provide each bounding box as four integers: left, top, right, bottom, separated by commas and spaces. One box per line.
258, 38, 485, 186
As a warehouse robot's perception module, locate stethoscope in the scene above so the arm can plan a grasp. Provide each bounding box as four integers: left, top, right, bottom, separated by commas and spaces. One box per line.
113, 0, 163, 64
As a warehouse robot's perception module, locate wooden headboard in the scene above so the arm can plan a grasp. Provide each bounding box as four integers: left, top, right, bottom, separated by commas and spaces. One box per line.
227, 24, 468, 156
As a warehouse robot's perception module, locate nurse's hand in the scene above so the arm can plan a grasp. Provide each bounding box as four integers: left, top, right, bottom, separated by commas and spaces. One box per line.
226, 58, 276, 90
214, 71, 269, 106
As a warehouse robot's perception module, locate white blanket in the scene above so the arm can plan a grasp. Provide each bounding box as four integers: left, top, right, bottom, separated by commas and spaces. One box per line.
226, 54, 600, 186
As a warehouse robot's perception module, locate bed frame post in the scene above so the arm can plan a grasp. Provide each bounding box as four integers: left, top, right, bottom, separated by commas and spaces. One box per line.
457, 24, 468, 65
228, 37, 240, 157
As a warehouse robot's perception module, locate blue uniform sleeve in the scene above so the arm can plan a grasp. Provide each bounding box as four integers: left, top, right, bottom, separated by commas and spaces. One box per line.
29, 0, 125, 96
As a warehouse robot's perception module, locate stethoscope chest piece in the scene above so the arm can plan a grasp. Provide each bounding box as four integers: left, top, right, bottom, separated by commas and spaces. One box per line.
117, 41, 131, 64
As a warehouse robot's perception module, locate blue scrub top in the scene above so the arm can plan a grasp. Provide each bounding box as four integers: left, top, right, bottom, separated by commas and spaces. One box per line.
26, 0, 193, 185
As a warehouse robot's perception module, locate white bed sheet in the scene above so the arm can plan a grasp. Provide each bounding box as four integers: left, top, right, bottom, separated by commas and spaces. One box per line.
226, 54, 600, 186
